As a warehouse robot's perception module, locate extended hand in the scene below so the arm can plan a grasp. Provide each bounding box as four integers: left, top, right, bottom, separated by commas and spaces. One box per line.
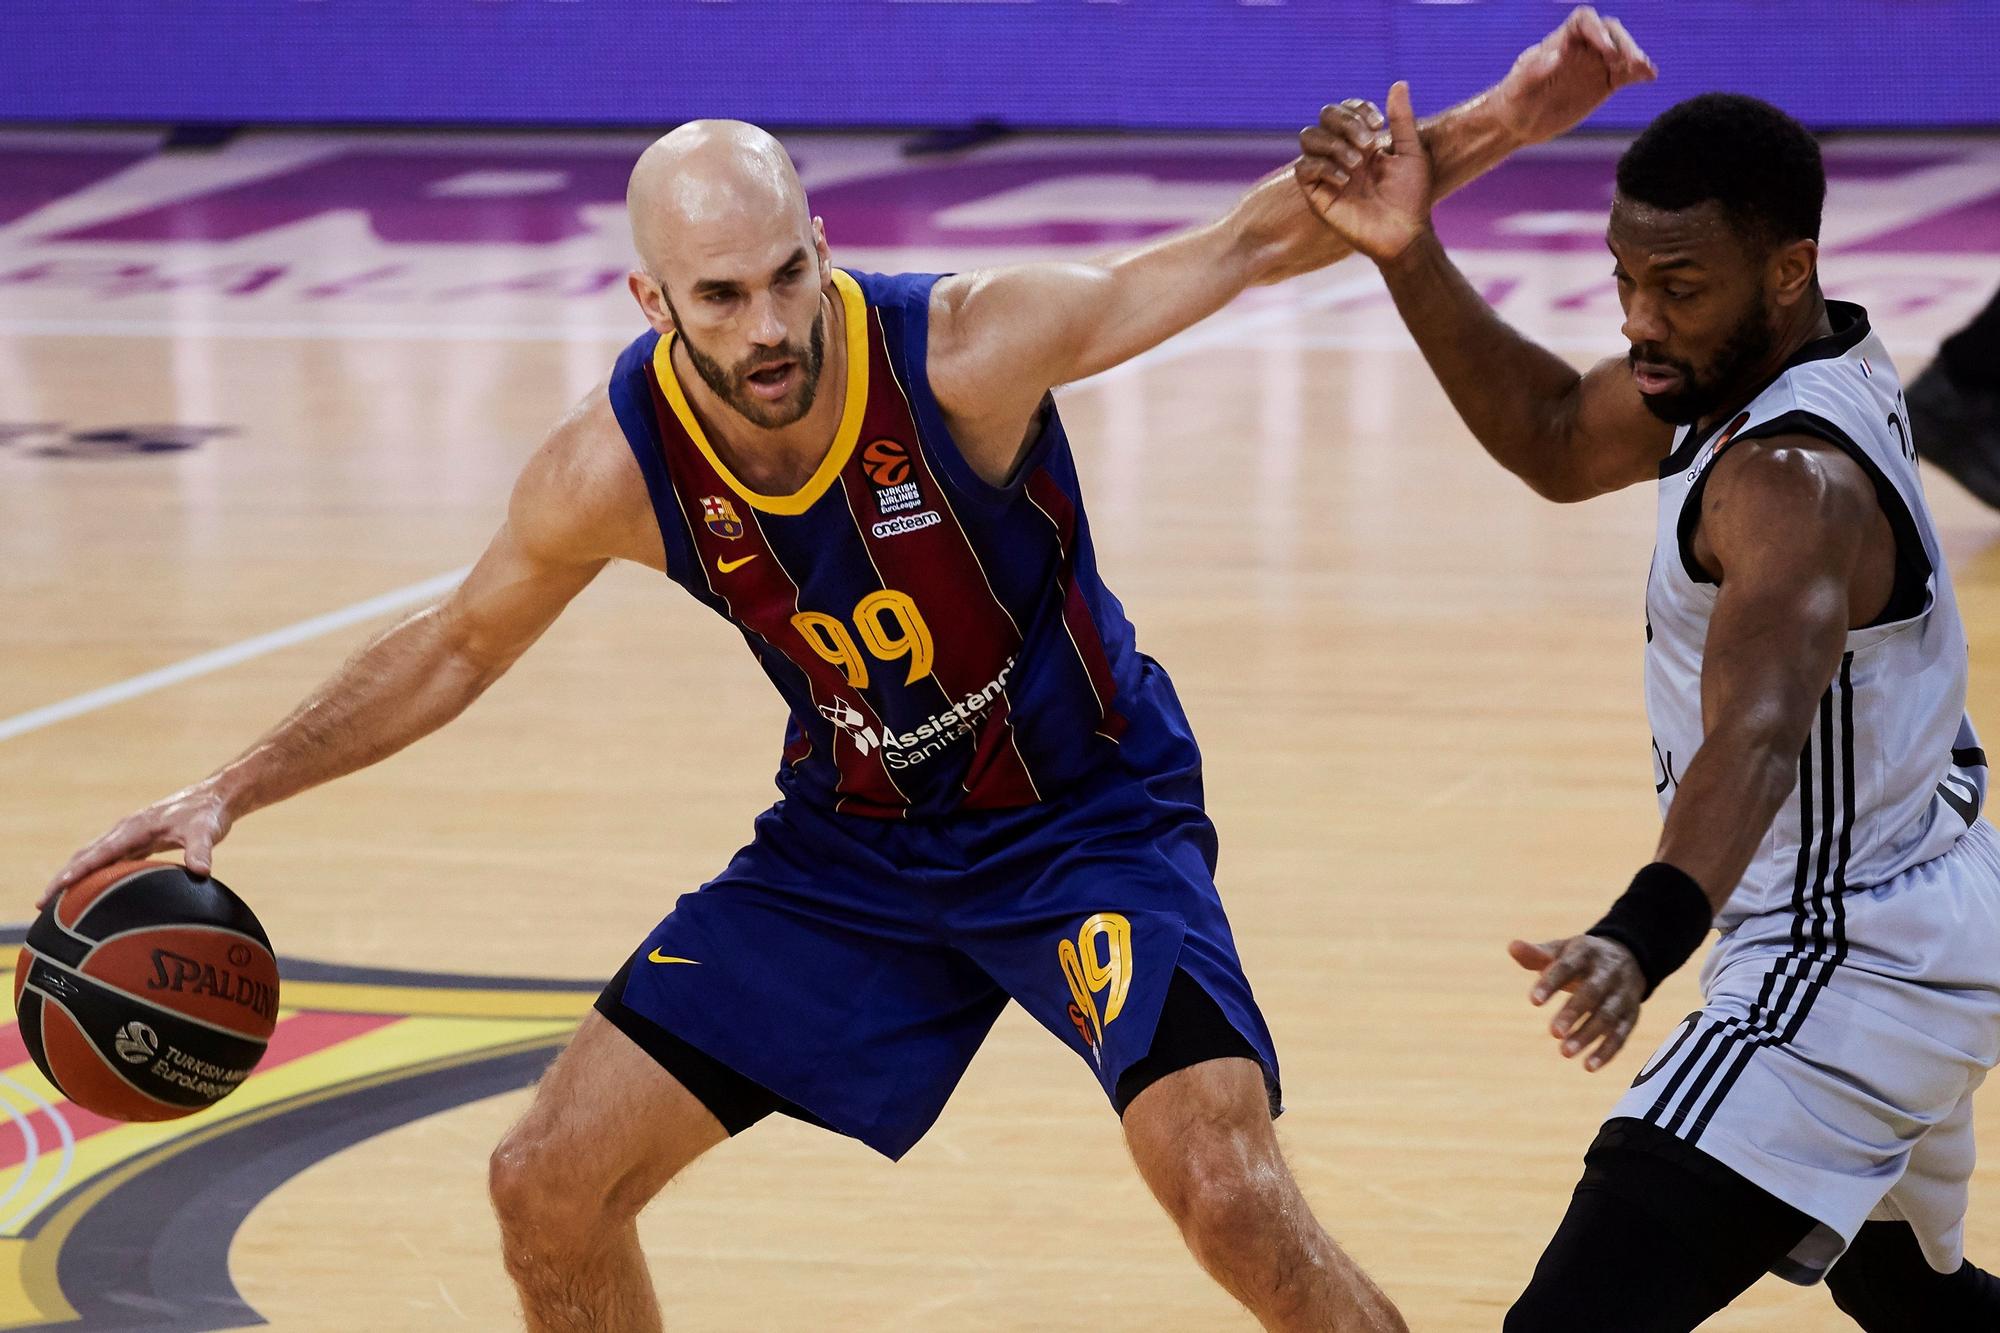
40, 782, 233, 909
1491, 6, 1656, 146
1295, 81, 1431, 266
1509, 933, 1644, 1071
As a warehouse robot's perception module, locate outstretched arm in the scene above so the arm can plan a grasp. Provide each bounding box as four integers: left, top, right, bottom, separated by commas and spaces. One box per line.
928, 6, 1658, 485
1510, 438, 1886, 1070
40, 395, 653, 906
1298, 22, 1671, 502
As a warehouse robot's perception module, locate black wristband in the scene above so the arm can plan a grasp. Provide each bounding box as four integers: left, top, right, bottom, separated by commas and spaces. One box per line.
1586, 862, 1712, 999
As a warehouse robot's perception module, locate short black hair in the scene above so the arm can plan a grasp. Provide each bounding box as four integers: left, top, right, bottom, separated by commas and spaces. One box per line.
1615, 93, 1825, 247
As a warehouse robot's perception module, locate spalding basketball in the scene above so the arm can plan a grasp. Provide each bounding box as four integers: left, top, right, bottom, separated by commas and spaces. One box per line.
13, 861, 278, 1122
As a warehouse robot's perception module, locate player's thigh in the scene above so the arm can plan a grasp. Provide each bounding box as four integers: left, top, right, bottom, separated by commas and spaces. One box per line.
492, 1009, 727, 1215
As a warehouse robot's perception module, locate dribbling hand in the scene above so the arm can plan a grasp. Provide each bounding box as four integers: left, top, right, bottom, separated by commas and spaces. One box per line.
40, 782, 233, 910
1509, 933, 1645, 1072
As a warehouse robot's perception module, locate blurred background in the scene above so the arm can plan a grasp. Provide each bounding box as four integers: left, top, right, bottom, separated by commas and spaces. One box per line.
5, 0, 1998, 130
5, 3, 2000, 1331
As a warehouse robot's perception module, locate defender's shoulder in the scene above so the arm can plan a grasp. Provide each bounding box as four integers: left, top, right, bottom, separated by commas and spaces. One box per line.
1703, 431, 1878, 534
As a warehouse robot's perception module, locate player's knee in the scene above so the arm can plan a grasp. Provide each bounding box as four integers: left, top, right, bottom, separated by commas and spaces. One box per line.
1159, 1132, 1289, 1257
488, 1127, 560, 1231
488, 1120, 634, 1241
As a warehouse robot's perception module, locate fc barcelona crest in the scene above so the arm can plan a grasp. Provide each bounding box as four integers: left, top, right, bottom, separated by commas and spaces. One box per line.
701, 495, 745, 540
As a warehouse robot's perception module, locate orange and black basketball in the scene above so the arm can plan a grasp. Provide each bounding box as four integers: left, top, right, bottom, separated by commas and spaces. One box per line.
13, 860, 278, 1122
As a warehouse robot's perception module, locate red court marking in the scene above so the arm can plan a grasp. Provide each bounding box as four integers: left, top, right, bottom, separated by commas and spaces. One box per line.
257, 1009, 401, 1066
0, 1025, 28, 1072
0, 1009, 403, 1170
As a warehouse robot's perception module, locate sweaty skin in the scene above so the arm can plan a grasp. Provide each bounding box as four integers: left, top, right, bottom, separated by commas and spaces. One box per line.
1298, 80, 1896, 1072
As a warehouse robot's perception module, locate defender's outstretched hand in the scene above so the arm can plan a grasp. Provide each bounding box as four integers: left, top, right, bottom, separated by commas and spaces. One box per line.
1296, 81, 1432, 265
41, 783, 232, 909
1295, 8, 1654, 262
1490, 6, 1655, 147
1509, 934, 1645, 1072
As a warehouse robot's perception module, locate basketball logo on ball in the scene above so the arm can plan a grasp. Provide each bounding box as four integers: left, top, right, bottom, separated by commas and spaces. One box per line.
12, 860, 278, 1121
114, 1020, 159, 1064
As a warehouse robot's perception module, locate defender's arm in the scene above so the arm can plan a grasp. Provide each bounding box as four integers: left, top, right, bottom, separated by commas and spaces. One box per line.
1375, 231, 1674, 501
1655, 438, 1889, 904
1514, 437, 1888, 1070
41, 395, 652, 905
929, 7, 1656, 485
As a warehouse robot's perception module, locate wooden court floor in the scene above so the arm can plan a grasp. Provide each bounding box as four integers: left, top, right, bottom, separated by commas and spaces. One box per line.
4, 128, 2000, 1330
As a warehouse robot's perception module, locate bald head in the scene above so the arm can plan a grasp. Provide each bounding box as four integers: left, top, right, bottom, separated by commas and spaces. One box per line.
627, 119, 811, 278
623, 121, 832, 431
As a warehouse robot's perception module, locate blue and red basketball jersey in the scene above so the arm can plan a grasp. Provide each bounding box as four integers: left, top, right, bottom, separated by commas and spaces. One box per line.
607, 268, 1174, 819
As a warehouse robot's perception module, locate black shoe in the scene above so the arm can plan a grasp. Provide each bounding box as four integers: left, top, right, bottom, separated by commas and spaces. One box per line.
1908, 358, 2000, 510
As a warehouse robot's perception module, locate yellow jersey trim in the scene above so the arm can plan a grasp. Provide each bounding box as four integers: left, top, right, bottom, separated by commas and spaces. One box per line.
652, 267, 869, 516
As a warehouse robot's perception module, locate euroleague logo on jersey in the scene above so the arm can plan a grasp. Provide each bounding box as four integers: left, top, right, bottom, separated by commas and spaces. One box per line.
861, 438, 940, 537
863, 439, 911, 487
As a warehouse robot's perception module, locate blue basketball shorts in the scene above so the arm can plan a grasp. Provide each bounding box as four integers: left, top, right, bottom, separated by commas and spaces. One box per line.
599, 710, 1280, 1160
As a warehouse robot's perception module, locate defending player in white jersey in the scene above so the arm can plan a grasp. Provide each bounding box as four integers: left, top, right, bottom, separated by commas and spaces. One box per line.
1298, 89, 2000, 1330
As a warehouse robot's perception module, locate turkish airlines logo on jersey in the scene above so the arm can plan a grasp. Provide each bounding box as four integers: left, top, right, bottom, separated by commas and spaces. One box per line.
863, 439, 928, 520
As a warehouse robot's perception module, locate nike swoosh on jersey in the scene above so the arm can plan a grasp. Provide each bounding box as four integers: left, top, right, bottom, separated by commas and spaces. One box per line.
716, 554, 759, 573
647, 949, 700, 965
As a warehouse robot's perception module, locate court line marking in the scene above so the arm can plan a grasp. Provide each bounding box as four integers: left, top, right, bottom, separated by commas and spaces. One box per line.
0, 568, 470, 744
0, 276, 1375, 747
0, 1070, 74, 1235
0, 1073, 42, 1224
0, 256, 1947, 749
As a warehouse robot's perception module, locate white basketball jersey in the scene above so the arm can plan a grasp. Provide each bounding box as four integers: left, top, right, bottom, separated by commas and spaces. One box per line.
1645, 301, 1989, 930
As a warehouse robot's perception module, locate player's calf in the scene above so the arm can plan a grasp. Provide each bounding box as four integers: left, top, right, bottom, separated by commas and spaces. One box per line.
1122, 1057, 1407, 1333
1826, 1221, 2000, 1331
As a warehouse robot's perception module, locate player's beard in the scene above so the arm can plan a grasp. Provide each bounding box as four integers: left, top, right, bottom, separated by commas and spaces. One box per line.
1630, 291, 1776, 427
676, 309, 827, 430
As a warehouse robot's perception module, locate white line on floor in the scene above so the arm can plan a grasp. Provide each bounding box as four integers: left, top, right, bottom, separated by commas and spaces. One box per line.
0, 279, 1340, 745
0, 567, 470, 743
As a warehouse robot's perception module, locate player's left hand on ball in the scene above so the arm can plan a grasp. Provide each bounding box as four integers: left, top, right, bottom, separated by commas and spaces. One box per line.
1492, 6, 1657, 147
1508, 934, 1644, 1072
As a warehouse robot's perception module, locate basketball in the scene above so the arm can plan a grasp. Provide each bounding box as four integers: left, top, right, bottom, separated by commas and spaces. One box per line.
13, 861, 278, 1122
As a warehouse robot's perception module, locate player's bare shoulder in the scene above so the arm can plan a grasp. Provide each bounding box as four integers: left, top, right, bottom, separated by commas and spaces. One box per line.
509, 387, 666, 573
1700, 433, 1880, 543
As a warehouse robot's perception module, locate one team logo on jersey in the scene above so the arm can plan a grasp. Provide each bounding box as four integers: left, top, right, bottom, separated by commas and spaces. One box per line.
701, 495, 745, 539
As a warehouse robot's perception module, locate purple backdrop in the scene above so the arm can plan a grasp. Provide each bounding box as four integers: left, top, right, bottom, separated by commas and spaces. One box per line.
5, 1, 1999, 131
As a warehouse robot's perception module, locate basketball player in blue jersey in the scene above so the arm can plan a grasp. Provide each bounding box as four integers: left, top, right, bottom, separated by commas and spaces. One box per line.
46, 12, 1653, 1329
1303, 87, 2000, 1330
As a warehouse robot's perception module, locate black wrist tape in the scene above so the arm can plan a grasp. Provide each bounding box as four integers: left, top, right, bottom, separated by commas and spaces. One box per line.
1586, 862, 1712, 999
